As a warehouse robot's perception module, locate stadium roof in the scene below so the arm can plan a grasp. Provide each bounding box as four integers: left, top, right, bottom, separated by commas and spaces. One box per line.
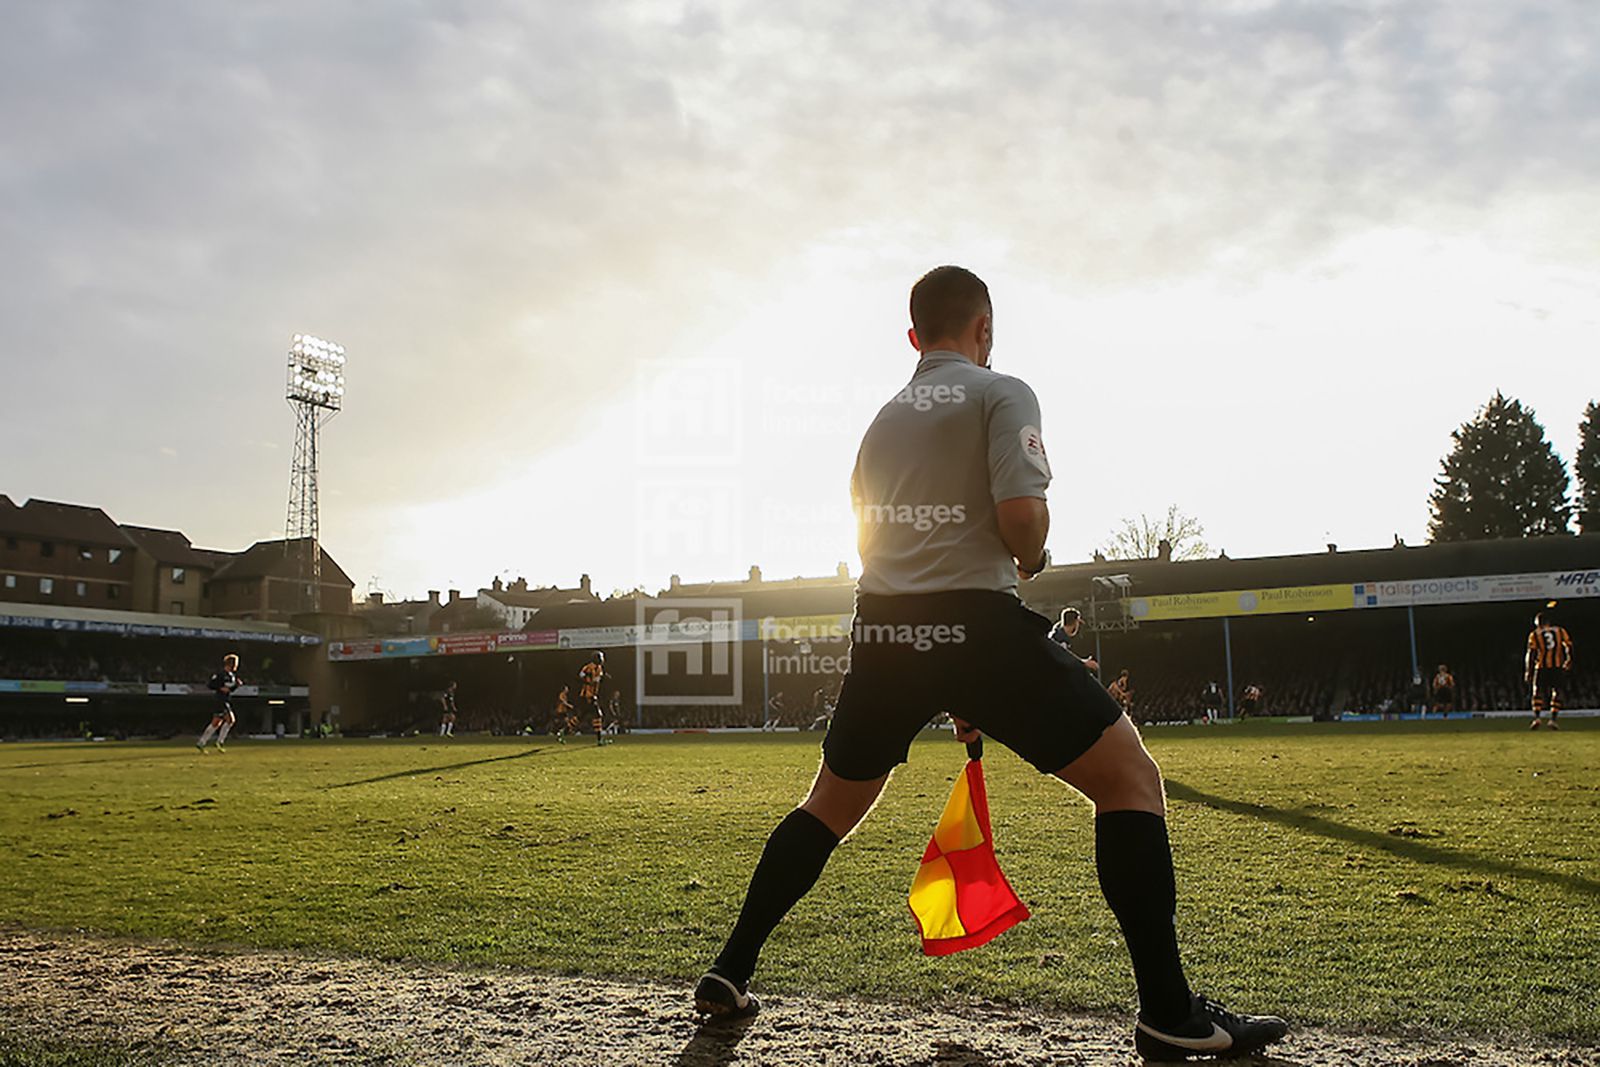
211, 538, 354, 588
0, 497, 135, 546
1030, 533, 1600, 602
528, 582, 857, 631
524, 534, 1600, 631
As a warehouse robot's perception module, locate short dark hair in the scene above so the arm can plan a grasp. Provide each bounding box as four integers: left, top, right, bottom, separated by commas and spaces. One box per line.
910, 266, 990, 347
1535, 610, 1548, 625
1059, 607, 1081, 624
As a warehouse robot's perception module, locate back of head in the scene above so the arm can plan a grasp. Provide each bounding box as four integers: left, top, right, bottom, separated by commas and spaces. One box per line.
1535, 610, 1548, 627
223, 653, 239, 669
909, 265, 990, 348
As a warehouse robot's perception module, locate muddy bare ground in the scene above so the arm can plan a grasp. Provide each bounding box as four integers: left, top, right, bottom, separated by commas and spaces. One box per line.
1, 930, 1594, 1067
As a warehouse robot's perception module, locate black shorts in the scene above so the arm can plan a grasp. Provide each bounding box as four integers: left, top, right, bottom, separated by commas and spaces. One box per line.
1532, 667, 1567, 698
1432, 687, 1453, 705
822, 591, 1123, 781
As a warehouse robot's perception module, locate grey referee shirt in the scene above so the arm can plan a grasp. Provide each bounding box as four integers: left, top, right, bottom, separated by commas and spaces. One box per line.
852, 350, 1052, 596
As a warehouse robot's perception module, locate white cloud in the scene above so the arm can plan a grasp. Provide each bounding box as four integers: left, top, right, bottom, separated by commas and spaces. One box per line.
3, 1, 1596, 591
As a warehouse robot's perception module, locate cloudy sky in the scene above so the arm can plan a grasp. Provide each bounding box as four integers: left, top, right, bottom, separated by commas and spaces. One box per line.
4, 1, 1596, 600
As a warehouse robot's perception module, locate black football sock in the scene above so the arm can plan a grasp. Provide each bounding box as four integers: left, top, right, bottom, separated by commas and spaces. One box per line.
712, 807, 841, 987
1095, 810, 1194, 1029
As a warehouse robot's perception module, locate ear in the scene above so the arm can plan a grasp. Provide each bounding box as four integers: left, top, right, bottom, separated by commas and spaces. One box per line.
907, 326, 921, 352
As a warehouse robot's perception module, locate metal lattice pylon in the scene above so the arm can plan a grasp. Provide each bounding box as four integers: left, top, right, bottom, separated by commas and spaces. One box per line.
285, 334, 346, 614
285, 402, 330, 611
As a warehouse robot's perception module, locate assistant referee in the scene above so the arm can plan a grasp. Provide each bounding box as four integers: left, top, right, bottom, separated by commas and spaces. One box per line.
692, 266, 1287, 1060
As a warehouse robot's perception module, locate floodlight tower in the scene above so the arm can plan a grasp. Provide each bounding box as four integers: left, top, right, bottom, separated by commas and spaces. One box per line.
285, 333, 346, 612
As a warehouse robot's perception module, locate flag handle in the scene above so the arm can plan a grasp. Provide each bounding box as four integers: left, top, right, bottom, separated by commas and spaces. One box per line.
966, 736, 983, 761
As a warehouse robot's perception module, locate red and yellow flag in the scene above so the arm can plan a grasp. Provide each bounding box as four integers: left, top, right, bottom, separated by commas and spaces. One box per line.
908, 749, 1029, 955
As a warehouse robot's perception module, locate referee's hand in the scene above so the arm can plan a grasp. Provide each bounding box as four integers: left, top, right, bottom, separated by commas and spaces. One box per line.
951, 717, 981, 744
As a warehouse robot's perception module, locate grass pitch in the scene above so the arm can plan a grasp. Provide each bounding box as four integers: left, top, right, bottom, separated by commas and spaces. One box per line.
2, 720, 1596, 1041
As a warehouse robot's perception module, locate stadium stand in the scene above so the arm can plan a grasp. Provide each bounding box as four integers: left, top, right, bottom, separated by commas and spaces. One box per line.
328, 535, 1596, 732
0, 607, 317, 739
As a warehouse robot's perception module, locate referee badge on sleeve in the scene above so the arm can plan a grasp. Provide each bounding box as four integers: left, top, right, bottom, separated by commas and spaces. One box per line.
1019, 425, 1051, 477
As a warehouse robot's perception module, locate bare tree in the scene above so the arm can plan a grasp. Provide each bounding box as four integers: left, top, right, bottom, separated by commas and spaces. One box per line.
1099, 506, 1211, 561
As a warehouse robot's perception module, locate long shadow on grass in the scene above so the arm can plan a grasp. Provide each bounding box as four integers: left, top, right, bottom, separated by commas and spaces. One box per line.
0, 752, 199, 772
1167, 780, 1600, 901
326, 746, 549, 789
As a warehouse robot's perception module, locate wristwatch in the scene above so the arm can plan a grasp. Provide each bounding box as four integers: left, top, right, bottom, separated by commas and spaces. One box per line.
1020, 547, 1051, 579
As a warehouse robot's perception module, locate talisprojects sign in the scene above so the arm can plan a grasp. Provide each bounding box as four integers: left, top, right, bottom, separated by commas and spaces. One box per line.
1353, 570, 1600, 608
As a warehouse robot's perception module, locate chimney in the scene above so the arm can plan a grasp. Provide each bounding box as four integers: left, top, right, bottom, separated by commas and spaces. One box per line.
512, 576, 527, 592
492, 576, 503, 591
579, 573, 592, 596
748, 564, 763, 583
427, 590, 440, 606
1157, 538, 1172, 563
1327, 543, 1338, 554
448, 589, 461, 603
836, 561, 850, 579
367, 592, 384, 606
669, 574, 680, 590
